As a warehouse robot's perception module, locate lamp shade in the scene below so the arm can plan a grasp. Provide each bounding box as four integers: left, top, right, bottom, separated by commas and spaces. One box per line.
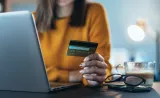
128, 25, 145, 42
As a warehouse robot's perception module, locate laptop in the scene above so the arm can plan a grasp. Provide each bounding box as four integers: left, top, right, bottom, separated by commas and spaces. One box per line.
0, 11, 81, 93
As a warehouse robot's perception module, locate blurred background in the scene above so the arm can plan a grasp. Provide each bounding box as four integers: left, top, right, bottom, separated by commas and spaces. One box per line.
0, 0, 160, 80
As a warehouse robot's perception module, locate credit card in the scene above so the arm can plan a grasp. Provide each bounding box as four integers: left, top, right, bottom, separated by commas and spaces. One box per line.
67, 40, 98, 57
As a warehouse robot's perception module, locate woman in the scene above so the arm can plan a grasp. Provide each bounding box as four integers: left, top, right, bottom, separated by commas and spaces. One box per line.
34, 0, 112, 86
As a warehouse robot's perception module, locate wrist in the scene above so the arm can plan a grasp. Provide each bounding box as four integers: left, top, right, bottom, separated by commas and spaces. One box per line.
69, 70, 82, 82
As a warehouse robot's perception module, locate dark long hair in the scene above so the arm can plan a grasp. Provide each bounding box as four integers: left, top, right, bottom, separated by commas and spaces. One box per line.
36, 0, 88, 32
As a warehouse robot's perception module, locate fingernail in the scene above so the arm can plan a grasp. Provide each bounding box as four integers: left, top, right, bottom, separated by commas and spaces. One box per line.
80, 63, 85, 67
80, 70, 84, 74
80, 66, 84, 68
83, 75, 87, 78
84, 57, 89, 61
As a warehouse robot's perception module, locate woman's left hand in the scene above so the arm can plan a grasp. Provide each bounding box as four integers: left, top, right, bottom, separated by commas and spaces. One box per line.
80, 53, 108, 86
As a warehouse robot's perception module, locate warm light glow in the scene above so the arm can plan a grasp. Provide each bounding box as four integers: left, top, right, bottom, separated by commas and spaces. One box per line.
128, 25, 145, 42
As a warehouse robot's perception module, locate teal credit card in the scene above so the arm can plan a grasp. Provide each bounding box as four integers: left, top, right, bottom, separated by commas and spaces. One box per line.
67, 40, 98, 57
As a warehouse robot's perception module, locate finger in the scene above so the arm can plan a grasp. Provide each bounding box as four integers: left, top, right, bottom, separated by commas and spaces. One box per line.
80, 67, 106, 75
83, 74, 100, 86
84, 53, 104, 62
83, 74, 106, 83
80, 60, 107, 68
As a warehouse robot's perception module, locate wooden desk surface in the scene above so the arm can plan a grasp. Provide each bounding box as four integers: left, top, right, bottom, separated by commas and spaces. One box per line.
0, 82, 159, 98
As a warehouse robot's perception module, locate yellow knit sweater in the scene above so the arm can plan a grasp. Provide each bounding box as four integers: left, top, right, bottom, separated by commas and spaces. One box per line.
33, 3, 111, 85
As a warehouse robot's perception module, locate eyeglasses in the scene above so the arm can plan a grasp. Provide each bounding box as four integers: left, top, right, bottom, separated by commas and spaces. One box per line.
105, 74, 146, 87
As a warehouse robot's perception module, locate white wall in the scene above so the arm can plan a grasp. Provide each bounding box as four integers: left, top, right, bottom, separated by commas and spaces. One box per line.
94, 0, 160, 62
6, 0, 36, 11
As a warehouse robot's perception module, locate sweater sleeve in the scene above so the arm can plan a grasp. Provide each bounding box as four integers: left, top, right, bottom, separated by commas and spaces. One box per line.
47, 67, 69, 82
83, 3, 112, 86
89, 3, 112, 76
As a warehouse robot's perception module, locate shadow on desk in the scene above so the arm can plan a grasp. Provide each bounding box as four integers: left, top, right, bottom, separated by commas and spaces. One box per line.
0, 84, 160, 98
92, 86, 160, 98
121, 89, 160, 98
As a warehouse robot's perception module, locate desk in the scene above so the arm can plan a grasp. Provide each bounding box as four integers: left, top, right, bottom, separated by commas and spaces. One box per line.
0, 82, 160, 98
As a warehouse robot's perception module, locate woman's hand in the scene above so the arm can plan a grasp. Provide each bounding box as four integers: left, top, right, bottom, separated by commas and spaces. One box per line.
80, 53, 107, 86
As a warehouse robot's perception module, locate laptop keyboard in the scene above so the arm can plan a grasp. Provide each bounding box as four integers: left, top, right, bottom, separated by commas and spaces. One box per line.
49, 82, 81, 91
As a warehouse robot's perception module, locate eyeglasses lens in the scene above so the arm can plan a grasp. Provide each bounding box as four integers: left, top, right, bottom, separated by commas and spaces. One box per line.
125, 76, 143, 86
